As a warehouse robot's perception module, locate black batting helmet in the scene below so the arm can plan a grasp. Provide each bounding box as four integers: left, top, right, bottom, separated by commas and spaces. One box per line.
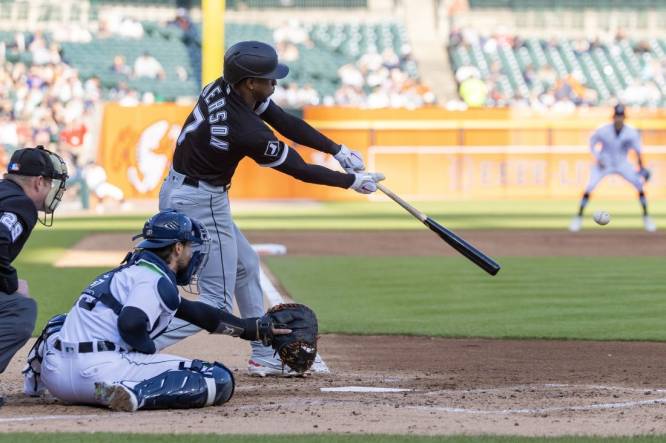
223, 40, 289, 85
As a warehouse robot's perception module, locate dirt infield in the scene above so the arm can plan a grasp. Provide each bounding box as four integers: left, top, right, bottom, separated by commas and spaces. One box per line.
3, 229, 666, 436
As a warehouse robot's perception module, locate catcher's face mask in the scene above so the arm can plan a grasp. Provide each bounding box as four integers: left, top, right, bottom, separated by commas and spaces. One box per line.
178, 219, 210, 292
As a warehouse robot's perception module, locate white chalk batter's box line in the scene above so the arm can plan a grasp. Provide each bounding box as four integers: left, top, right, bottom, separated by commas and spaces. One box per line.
6, 383, 666, 423
424, 383, 666, 396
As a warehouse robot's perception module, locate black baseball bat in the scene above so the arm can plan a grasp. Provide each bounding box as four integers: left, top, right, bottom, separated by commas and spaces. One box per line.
377, 183, 501, 276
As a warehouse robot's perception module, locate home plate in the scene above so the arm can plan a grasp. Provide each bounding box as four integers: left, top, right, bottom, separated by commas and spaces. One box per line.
321, 386, 413, 393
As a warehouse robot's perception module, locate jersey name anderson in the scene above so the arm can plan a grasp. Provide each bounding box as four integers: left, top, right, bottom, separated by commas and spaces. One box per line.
178, 83, 229, 151
172, 79, 287, 186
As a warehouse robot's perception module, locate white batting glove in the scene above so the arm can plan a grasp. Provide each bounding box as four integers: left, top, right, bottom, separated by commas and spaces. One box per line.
334, 144, 365, 173
350, 172, 385, 194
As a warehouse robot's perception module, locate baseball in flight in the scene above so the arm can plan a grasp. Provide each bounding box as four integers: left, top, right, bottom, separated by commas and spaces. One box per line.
593, 210, 611, 225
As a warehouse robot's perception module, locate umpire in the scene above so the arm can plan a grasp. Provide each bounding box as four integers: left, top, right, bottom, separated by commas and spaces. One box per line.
0, 146, 68, 407
156, 40, 383, 376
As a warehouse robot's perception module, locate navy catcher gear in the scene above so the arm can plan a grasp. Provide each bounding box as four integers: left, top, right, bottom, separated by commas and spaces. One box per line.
223, 40, 289, 85
23, 313, 67, 396
132, 209, 210, 285
117, 359, 234, 410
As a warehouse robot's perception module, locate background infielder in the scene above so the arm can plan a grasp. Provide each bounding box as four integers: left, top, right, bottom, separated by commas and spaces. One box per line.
29, 210, 290, 411
157, 40, 383, 376
569, 104, 655, 232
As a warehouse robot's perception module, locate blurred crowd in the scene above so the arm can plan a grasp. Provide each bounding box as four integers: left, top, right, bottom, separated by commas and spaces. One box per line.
0, 16, 437, 207
0, 31, 130, 210
330, 48, 436, 108
270, 20, 436, 109
448, 27, 666, 111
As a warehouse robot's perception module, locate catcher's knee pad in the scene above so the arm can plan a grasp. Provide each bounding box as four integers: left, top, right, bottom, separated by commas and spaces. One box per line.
186, 359, 235, 406
132, 360, 234, 410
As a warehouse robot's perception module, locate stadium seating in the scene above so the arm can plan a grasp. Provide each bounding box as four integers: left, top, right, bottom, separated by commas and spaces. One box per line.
449, 32, 666, 107
60, 33, 199, 100
87, 0, 367, 8
468, 0, 666, 9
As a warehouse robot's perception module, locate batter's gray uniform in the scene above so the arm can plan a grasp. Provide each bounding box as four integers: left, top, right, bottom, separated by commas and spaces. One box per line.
156, 169, 266, 356
153, 73, 359, 367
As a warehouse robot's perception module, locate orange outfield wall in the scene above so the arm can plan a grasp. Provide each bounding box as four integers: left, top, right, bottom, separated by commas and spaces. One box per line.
98, 104, 666, 200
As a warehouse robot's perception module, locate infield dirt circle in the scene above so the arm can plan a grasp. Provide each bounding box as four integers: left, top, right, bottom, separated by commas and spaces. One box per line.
2, 230, 666, 436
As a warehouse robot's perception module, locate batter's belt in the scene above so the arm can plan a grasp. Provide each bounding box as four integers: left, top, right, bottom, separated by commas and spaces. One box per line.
168, 168, 230, 193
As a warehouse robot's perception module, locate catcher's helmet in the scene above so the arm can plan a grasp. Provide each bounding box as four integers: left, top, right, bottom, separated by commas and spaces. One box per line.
133, 209, 207, 249
223, 40, 289, 85
133, 209, 210, 286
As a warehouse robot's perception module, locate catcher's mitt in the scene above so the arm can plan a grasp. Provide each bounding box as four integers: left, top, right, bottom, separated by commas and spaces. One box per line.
639, 167, 651, 182
259, 303, 318, 374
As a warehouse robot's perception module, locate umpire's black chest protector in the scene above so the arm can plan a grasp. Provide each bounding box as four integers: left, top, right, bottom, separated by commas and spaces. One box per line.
0, 179, 38, 263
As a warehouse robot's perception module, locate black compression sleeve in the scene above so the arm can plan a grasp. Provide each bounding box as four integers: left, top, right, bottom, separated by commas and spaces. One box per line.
261, 101, 339, 154
275, 148, 355, 188
175, 298, 259, 340
117, 306, 156, 354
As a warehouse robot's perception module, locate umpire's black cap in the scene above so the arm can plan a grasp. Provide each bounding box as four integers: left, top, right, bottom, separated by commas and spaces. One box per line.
613, 103, 626, 116
7, 145, 58, 178
223, 40, 289, 85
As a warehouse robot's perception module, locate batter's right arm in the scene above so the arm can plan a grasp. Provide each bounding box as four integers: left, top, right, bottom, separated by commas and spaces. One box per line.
274, 147, 355, 188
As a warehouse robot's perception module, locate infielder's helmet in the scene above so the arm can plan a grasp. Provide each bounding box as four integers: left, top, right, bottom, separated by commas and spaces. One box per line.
614, 103, 626, 116
223, 40, 289, 85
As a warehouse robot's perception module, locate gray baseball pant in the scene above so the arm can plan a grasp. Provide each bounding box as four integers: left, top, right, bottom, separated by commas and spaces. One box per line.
154, 169, 273, 359
0, 292, 37, 373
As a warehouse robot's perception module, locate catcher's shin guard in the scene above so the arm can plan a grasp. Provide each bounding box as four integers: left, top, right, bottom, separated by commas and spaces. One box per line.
130, 360, 234, 410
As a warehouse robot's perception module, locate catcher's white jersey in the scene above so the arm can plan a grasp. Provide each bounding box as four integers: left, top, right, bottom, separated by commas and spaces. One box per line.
38, 254, 191, 406
59, 258, 179, 348
590, 123, 641, 167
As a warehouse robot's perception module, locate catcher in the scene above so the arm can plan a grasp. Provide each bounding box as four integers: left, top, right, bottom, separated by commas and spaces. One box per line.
24, 209, 318, 412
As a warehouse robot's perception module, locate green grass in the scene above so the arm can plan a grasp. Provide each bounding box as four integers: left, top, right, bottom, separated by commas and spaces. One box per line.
225, 199, 666, 230
265, 256, 666, 341
61, 199, 664, 230
16, 228, 124, 328
2, 434, 665, 443
11, 201, 666, 333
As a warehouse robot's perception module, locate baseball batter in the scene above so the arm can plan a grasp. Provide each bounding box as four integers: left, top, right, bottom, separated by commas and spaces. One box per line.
156, 40, 383, 376
569, 104, 655, 232
26, 210, 290, 411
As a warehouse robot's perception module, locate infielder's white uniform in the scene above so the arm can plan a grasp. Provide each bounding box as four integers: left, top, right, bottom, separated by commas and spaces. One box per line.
38, 255, 196, 405
585, 123, 643, 193
84, 164, 124, 202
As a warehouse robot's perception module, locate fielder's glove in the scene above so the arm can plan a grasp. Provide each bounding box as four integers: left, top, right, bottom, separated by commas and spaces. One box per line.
334, 144, 365, 173
350, 172, 385, 194
258, 303, 318, 374
639, 167, 651, 182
